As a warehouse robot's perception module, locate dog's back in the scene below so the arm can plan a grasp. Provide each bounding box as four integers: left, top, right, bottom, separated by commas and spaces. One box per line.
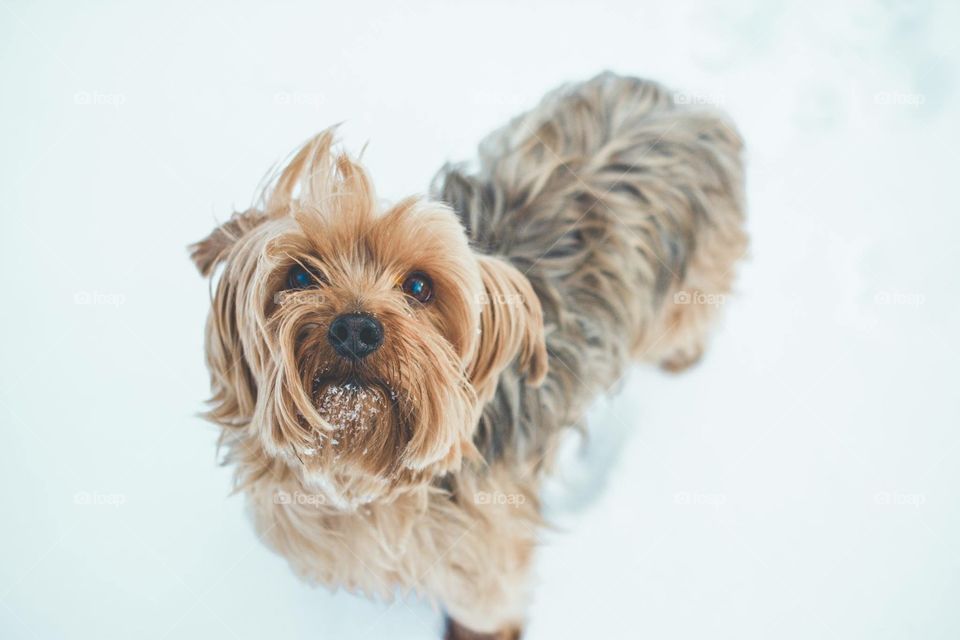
433, 72, 747, 467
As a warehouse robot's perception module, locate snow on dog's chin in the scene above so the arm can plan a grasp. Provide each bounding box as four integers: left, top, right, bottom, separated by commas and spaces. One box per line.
314, 382, 387, 441
294, 380, 407, 510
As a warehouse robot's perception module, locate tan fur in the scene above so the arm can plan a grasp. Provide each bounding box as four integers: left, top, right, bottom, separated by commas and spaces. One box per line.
191, 73, 747, 637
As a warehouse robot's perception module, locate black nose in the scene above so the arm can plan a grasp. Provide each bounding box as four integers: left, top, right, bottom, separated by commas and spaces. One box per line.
327, 313, 384, 360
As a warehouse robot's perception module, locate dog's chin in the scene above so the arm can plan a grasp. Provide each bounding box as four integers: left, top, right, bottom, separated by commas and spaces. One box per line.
311, 375, 397, 438
290, 375, 417, 509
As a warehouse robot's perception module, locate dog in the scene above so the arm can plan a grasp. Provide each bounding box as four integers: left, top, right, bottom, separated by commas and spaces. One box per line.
190, 72, 746, 639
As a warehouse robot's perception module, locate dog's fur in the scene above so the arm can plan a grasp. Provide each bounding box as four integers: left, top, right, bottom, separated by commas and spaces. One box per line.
191, 73, 746, 638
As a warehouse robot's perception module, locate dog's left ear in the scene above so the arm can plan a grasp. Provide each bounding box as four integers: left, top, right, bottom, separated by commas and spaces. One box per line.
189, 208, 268, 277
469, 255, 548, 401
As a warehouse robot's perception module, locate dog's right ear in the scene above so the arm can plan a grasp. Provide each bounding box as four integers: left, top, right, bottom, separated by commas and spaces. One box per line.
189, 208, 268, 277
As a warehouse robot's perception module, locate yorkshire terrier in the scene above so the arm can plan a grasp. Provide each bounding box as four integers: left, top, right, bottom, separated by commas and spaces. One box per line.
191, 72, 746, 639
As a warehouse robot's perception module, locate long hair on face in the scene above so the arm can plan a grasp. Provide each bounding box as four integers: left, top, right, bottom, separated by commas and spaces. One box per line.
191, 129, 548, 503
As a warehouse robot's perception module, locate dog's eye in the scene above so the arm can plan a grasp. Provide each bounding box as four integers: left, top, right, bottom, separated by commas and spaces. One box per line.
401, 272, 433, 303
287, 264, 319, 290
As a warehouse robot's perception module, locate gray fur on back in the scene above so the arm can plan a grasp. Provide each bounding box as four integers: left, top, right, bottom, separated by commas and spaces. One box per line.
431, 72, 746, 470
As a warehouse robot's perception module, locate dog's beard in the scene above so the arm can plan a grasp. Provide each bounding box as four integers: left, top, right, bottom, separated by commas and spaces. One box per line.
309, 374, 406, 473
313, 379, 390, 439
295, 376, 403, 509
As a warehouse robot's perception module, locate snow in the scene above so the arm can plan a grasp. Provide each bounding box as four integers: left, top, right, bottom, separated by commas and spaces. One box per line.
1, 1, 958, 639
315, 382, 383, 434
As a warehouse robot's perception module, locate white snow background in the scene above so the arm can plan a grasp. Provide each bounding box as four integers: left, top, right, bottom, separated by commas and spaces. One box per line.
1, 1, 958, 638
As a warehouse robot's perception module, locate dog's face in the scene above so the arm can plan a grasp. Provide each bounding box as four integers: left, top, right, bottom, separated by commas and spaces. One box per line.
191, 131, 546, 508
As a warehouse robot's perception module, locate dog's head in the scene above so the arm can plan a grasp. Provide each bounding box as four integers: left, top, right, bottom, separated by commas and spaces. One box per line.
191, 130, 547, 508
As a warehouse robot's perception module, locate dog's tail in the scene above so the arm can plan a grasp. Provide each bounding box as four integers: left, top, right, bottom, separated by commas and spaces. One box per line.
433, 72, 747, 464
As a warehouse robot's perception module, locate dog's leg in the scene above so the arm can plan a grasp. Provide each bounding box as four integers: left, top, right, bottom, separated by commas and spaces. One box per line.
637, 220, 748, 373
444, 617, 522, 640
424, 469, 538, 640
648, 293, 713, 373
433, 518, 534, 640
